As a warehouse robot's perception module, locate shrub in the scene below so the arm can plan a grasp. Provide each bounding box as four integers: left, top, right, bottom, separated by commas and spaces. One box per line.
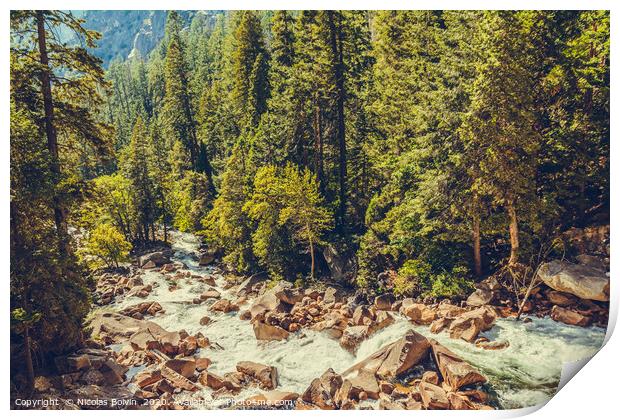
81, 223, 132, 269
428, 266, 474, 299
393, 259, 432, 296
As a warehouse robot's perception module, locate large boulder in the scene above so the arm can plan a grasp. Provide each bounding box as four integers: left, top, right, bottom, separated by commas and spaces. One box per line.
551, 305, 591, 327
237, 272, 268, 297
374, 294, 395, 311
236, 361, 278, 390
164, 358, 196, 378
348, 369, 380, 400
252, 321, 290, 341
88, 312, 168, 344
430, 340, 486, 391
340, 326, 371, 353
301, 368, 343, 409
343, 330, 430, 379
447, 306, 496, 343
538, 260, 609, 301
249, 291, 288, 319
466, 288, 494, 307
274, 285, 304, 305
401, 303, 437, 325
322, 244, 356, 283
139, 250, 172, 268
419, 382, 450, 409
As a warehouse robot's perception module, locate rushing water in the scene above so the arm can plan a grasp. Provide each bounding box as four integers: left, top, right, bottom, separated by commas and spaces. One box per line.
98, 231, 606, 409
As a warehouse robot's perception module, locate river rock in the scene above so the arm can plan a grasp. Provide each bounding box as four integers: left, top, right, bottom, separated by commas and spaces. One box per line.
401, 303, 437, 324
538, 260, 609, 301
200, 289, 221, 300
164, 358, 196, 378
436, 303, 467, 318
323, 287, 346, 304
210, 299, 238, 313
475, 339, 510, 351
160, 365, 198, 391
447, 306, 496, 342
99, 359, 128, 385
429, 317, 453, 334
249, 292, 288, 319
447, 392, 478, 410
430, 340, 486, 390
422, 371, 440, 385
349, 369, 380, 400
370, 310, 395, 334
545, 290, 577, 307
419, 382, 450, 409
466, 288, 494, 307
237, 272, 268, 297
302, 368, 343, 409
253, 321, 290, 341
245, 390, 300, 407
274, 286, 304, 305
198, 250, 216, 266
374, 294, 395, 311
139, 250, 172, 268
340, 325, 371, 353
551, 305, 592, 327
195, 357, 211, 371
134, 367, 162, 388
343, 330, 430, 379
236, 361, 278, 390
89, 312, 169, 344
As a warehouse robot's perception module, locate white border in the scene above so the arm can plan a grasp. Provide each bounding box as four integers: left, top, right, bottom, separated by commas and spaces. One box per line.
2, 1, 617, 419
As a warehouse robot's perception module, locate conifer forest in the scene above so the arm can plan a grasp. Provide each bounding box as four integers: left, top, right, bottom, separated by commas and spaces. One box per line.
10, 10, 610, 411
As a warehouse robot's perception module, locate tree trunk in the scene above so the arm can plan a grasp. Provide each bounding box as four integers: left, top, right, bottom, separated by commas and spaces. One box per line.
36, 11, 69, 256
327, 11, 347, 231
313, 100, 324, 188
309, 238, 315, 280
507, 199, 520, 265
23, 325, 35, 393
307, 223, 315, 280
472, 212, 482, 277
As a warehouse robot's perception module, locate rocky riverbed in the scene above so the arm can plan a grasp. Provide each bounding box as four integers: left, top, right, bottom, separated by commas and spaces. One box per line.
28, 231, 607, 410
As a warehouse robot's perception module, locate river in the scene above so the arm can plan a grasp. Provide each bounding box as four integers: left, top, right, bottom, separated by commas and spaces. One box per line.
98, 231, 606, 410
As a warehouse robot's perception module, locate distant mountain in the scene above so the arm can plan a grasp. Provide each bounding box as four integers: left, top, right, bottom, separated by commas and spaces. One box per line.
71, 10, 221, 67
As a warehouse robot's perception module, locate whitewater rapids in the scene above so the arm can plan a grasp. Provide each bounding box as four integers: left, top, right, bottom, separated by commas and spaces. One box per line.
100, 231, 606, 409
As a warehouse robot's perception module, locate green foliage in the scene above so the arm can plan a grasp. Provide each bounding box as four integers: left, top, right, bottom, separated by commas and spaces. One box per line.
80, 223, 132, 269
171, 171, 213, 232
201, 144, 255, 273
243, 164, 332, 279
394, 259, 432, 296
429, 267, 474, 299
10, 10, 610, 373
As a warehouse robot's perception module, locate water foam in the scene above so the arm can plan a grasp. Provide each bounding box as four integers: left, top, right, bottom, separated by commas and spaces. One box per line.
99, 231, 606, 409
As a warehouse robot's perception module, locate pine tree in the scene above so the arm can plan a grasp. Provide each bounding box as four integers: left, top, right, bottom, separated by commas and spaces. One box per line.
10, 10, 110, 386
462, 11, 540, 266
123, 116, 157, 243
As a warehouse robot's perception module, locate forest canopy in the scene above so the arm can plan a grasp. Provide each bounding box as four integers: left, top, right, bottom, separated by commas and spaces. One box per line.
10, 10, 609, 371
